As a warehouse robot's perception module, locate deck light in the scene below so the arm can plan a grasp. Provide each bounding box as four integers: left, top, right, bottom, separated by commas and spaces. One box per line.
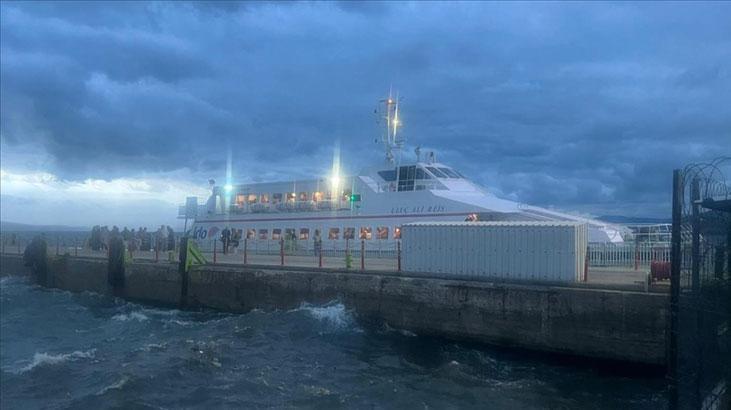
224, 184, 233, 193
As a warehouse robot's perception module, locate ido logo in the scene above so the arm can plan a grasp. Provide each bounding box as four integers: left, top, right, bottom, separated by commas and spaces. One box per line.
192, 226, 220, 239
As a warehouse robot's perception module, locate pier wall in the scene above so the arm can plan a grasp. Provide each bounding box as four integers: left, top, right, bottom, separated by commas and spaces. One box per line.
0, 253, 668, 365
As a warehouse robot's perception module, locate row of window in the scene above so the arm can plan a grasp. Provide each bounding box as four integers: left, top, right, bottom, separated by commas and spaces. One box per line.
239, 226, 402, 241
234, 190, 353, 206
377, 166, 463, 182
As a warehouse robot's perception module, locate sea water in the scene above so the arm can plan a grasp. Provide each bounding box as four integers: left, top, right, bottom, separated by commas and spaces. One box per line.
0, 275, 667, 409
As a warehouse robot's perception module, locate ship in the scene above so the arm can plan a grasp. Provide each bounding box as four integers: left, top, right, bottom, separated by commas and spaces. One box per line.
180, 92, 625, 248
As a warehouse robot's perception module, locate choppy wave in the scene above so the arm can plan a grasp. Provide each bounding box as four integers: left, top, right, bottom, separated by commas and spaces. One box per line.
96, 375, 130, 395
18, 349, 96, 373
292, 302, 356, 329
111, 312, 149, 322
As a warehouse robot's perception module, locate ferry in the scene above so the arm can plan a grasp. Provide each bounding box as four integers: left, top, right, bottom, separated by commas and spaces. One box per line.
180, 93, 625, 249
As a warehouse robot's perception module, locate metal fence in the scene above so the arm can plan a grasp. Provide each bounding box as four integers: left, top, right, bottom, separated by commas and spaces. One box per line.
669, 159, 731, 410
587, 243, 670, 267
2, 232, 684, 272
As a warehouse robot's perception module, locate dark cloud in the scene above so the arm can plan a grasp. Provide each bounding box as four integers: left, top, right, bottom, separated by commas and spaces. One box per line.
1, 1, 730, 217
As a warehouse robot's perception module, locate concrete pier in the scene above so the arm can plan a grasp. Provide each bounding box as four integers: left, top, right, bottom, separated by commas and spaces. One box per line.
0, 253, 668, 366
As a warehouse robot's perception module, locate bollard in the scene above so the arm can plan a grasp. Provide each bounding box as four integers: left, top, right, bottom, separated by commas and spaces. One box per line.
23, 236, 49, 286
213, 239, 217, 264
244, 238, 248, 265
360, 239, 365, 270
397, 240, 401, 272
280, 239, 284, 266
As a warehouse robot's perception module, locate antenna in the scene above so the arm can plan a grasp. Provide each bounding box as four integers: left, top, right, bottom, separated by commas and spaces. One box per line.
376, 89, 405, 165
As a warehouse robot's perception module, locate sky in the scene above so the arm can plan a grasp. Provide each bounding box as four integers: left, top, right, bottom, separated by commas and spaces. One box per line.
1, 1, 730, 228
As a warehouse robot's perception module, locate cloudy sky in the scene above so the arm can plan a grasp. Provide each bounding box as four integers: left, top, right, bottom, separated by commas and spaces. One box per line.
1, 1, 729, 228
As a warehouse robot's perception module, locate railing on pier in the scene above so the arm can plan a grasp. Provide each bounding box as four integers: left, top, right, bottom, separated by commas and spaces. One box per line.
1, 231, 681, 274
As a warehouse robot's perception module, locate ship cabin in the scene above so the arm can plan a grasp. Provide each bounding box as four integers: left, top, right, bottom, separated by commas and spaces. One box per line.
202, 161, 475, 216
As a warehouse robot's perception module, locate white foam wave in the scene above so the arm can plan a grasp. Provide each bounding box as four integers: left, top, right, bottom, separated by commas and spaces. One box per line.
142, 307, 181, 317
18, 349, 96, 373
97, 375, 130, 395
293, 302, 355, 329
112, 312, 149, 322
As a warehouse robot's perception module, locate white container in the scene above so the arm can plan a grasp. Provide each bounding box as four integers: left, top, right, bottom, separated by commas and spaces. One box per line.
401, 221, 587, 282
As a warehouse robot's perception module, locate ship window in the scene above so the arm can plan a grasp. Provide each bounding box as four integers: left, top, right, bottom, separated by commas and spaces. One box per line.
272, 229, 282, 240
328, 228, 340, 240
247, 194, 258, 203
378, 169, 397, 182
426, 167, 447, 178
342, 189, 352, 202
298, 192, 309, 201
394, 226, 402, 239
299, 228, 310, 240
397, 180, 414, 191
272, 193, 283, 204
215, 195, 222, 213
235, 194, 245, 206
343, 227, 355, 240
286, 193, 296, 202
415, 184, 427, 191
285, 228, 296, 240
246, 229, 256, 239
313, 192, 323, 202
260, 194, 269, 203
439, 167, 460, 178
324, 191, 333, 200
398, 165, 416, 181
376, 226, 389, 240
258, 229, 268, 240
415, 168, 432, 180
359, 227, 372, 240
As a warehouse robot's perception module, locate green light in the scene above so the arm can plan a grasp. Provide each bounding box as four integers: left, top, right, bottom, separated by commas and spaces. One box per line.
350, 194, 361, 202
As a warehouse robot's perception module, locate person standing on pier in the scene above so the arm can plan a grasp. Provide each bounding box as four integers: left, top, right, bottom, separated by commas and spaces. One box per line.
221, 227, 231, 255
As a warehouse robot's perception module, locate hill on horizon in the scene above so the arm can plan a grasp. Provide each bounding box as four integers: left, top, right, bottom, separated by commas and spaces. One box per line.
1, 220, 90, 232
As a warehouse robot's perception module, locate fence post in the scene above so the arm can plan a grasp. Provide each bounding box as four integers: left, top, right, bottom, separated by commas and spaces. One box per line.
18, 238, 22, 254
584, 246, 589, 282
668, 169, 683, 407
74, 238, 78, 257
155, 245, 159, 263
691, 177, 701, 294
55, 236, 59, 256
213, 239, 217, 264
634, 241, 639, 271
243, 238, 248, 265
360, 239, 365, 270
280, 239, 284, 266
319, 241, 323, 268
397, 240, 401, 272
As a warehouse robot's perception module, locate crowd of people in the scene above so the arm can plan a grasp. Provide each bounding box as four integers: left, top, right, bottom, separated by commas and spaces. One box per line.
89, 225, 176, 254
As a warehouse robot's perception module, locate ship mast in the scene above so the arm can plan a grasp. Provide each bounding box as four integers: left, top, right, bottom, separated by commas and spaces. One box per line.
376, 90, 404, 166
